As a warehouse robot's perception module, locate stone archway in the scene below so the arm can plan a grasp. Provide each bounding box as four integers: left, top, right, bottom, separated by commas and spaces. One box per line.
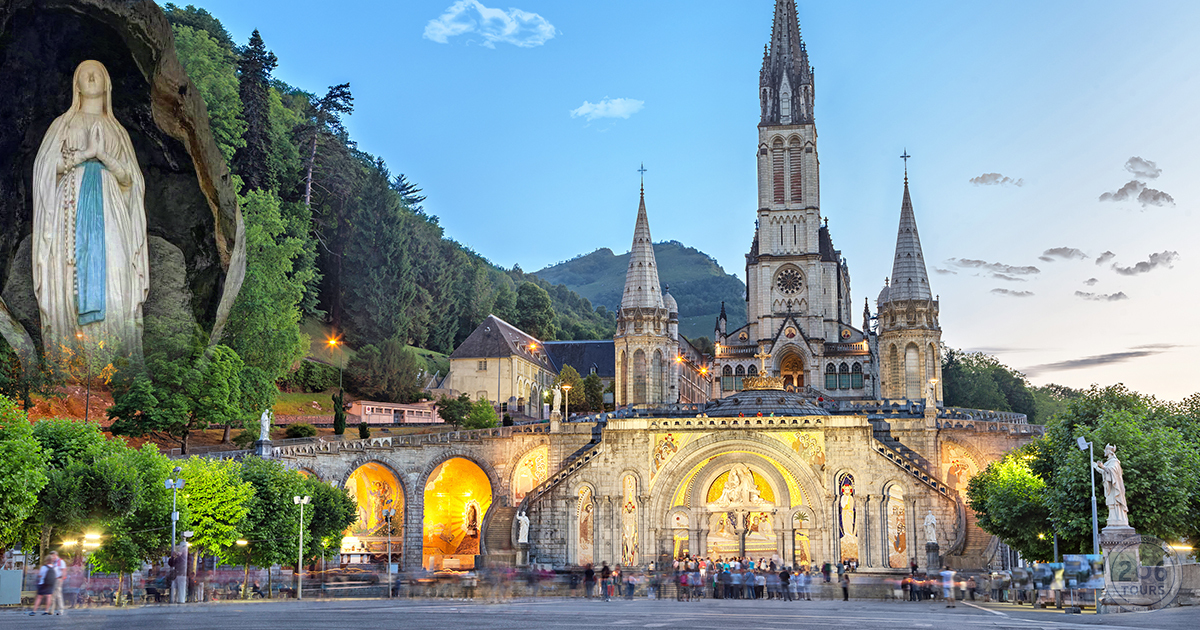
647, 433, 827, 565
779, 352, 805, 389
341, 461, 405, 565
422, 457, 493, 570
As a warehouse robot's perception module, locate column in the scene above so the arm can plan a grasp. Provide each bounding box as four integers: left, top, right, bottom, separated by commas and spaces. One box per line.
603, 495, 614, 565
404, 473, 424, 570
638, 494, 650, 567
863, 495, 871, 568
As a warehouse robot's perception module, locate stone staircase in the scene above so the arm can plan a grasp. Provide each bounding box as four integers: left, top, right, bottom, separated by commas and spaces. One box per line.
485, 506, 519, 553
948, 507, 998, 571
518, 437, 604, 513
870, 435, 950, 497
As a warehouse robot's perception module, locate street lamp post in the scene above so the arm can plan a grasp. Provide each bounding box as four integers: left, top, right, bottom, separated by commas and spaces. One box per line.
165, 466, 186, 602
327, 337, 343, 391
383, 508, 396, 598
560, 383, 571, 421
293, 495, 311, 600
236, 539, 249, 599
75, 331, 91, 422
1077, 436, 1102, 614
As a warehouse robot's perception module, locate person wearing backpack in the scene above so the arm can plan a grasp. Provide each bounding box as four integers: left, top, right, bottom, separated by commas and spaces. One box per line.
29, 555, 57, 615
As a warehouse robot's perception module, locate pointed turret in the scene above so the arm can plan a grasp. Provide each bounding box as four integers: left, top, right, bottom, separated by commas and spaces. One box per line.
759, 0, 814, 125
885, 176, 932, 302
620, 186, 664, 311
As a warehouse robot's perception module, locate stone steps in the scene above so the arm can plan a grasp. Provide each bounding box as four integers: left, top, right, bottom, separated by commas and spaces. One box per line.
485, 506, 519, 552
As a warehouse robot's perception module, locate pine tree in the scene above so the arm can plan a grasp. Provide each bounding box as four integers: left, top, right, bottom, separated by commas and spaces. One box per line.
234, 30, 277, 191
302, 84, 353, 211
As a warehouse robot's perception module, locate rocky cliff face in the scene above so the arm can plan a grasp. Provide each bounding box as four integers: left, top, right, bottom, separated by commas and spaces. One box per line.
0, 0, 244, 355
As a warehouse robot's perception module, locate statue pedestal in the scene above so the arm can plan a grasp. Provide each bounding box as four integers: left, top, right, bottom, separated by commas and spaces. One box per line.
254, 439, 272, 458
1099, 524, 1150, 612
925, 542, 940, 573
517, 543, 530, 567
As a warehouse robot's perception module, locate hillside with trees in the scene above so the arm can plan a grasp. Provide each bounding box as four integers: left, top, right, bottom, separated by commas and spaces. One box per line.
534, 241, 746, 340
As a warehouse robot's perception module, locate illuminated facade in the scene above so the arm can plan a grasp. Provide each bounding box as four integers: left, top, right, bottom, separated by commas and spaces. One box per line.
277, 1, 1040, 578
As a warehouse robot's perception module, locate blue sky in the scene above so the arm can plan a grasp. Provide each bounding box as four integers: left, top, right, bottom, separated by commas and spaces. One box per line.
184, 0, 1200, 400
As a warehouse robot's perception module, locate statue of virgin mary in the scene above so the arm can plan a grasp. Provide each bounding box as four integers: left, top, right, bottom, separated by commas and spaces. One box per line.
32, 60, 148, 360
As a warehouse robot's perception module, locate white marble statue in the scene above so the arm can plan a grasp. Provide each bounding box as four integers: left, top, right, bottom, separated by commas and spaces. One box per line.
1093, 444, 1129, 527
552, 387, 562, 415
33, 60, 148, 359
516, 511, 531, 544
259, 409, 272, 441
713, 463, 770, 508
923, 511, 938, 544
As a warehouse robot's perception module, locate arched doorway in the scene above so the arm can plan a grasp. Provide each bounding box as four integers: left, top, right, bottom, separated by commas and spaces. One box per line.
780, 353, 805, 389
511, 446, 549, 504
423, 458, 493, 570
342, 462, 403, 565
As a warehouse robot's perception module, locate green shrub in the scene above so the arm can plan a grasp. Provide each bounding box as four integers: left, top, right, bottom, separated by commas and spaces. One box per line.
280, 360, 340, 393
285, 423, 318, 438
358, 422, 370, 439
232, 430, 256, 448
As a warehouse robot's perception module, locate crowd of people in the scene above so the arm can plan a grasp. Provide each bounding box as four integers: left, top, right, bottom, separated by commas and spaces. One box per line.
18, 548, 1052, 610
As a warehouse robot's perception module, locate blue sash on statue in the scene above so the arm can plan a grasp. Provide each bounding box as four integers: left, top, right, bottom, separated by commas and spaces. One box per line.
75, 159, 106, 325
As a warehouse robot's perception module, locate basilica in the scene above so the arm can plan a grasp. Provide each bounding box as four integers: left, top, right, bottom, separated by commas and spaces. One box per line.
282, 1, 1040, 578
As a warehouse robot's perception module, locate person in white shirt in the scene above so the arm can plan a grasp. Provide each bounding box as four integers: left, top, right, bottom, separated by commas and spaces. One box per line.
51, 551, 67, 615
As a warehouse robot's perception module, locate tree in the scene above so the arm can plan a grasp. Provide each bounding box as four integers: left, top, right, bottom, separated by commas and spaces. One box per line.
358, 422, 370, 439
171, 24, 245, 163
89, 445, 174, 599
301, 84, 353, 212
435, 393, 472, 428
234, 29, 277, 191
346, 339, 424, 403
221, 189, 310, 422
304, 476, 356, 564
179, 457, 254, 566
552, 365, 584, 413
239, 457, 311, 585
26, 419, 138, 559
109, 345, 250, 454
968, 386, 1200, 561
514, 282, 555, 340
966, 447, 1053, 561
0, 396, 48, 556
491, 284, 517, 323
332, 389, 347, 435
582, 373, 604, 413
941, 348, 1026, 414
464, 398, 499, 429
163, 3, 236, 50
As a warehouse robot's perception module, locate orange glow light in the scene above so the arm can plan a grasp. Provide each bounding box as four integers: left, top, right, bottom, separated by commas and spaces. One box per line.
327, 336, 339, 347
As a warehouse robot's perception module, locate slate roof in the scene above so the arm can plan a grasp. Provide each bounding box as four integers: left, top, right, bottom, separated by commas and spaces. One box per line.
883, 177, 933, 302
448, 315, 554, 370
543, 340, 616, 379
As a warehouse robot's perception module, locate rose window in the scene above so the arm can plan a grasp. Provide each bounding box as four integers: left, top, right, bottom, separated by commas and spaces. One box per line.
776, 268, 803, 295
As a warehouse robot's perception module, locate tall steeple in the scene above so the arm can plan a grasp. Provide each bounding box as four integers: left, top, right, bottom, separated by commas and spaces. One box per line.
759, 0, 814, 125
886, 174, 932, 302
620, 185, 664, 311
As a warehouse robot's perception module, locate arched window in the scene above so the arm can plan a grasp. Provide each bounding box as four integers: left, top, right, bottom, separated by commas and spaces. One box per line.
825, 364, 837, 390
735, 365, 745, 391
839, 363, 850, 390
722, 364, 734, 392
788, 141, 803, 202
747, 364, 758, 376
633, 349, 648, 404
888, 345, 899, 399
851, 363, 863, 389
905, 343, 920, 399
652, 350, 664, 403
772, 140, 785, 203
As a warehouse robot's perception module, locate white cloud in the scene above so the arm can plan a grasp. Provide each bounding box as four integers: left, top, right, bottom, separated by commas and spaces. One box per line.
1125, 156, 1161, 179
570, 97, 645, 121
1111, 251, 1179, 276
969, 172, 1023, 186
1075, 291, 1129, 302
990, 288, 1034, 298
424, 1, 556, 48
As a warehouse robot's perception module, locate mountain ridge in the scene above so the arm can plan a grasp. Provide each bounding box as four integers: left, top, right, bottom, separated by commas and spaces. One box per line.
533, 240, 746, 340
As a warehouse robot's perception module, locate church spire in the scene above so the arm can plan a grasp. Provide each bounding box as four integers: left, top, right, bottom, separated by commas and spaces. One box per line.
886, 173, 933, 302
759, 0, 814, 125
620, 183, 665, 311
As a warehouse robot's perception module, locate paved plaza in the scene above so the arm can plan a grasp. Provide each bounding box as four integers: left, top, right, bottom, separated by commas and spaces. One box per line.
6, 598, 1198, 630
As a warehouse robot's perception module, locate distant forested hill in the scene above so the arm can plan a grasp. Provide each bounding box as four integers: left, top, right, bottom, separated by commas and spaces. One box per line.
534, 241, 746, 340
